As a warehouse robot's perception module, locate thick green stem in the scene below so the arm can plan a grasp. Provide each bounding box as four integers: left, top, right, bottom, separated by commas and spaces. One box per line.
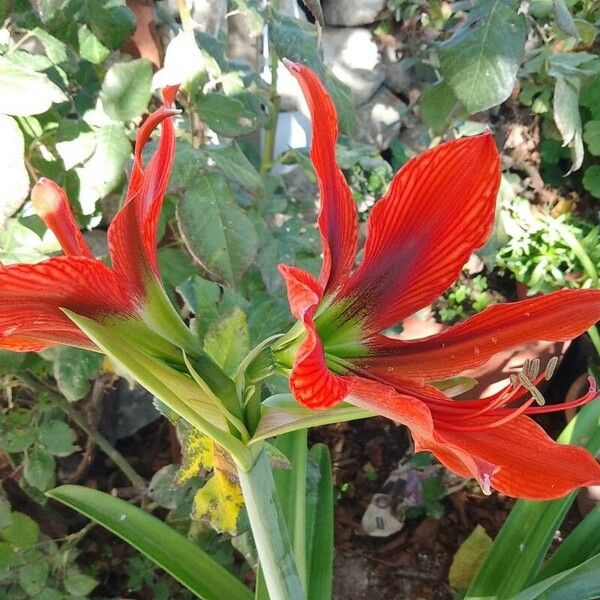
259, 40, 281, 174
291, 429, 307, 588
237, 448, 305, 600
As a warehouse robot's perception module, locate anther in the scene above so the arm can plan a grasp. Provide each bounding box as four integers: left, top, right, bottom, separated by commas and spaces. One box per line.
517, 372, 545, 406
544, 356, 559, 380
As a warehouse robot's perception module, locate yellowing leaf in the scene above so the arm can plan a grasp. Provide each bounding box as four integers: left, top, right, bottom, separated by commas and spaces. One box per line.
449, 524, 493, 589
176, 429, 214, 485
192, 469, 244, 535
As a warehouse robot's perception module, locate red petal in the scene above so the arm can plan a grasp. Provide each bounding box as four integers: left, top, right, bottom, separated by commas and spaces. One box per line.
108, 93, 178, 294
0, 335, 56, 352
31, 179, 93, 258
341, 133, 500, 332
0, 257, 133, 350
279, 263, 349, 408
346, 375, 600, 499
363, 288, 600, 380
285, 60, 358, 294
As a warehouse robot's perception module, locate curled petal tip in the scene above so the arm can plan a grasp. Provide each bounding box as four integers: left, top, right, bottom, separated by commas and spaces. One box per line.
282, 57, 300, 71
31, 178, 63, 218
162, 85, 179, 105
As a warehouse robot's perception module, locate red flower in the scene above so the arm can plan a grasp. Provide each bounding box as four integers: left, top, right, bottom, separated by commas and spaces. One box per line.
0, 87, 179, 353
275, 61, 600, 500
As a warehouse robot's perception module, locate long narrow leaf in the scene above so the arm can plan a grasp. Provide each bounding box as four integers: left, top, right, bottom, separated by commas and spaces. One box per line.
466, 396, 600, 599
47, 485, 252, 600
535, 502, 600, 582
305, 444, 334, 600
513, 552, 600, 600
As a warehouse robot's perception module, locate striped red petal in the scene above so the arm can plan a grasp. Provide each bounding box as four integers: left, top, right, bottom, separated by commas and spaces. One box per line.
285, 61, 358, 294
340, 133, 500, 333
31, 179, 94, 258
279, 263, 349, 408
362, 288, 600, 380
346, 375, 600, 499
108, 89, 178, 295
0, 257, 133, 350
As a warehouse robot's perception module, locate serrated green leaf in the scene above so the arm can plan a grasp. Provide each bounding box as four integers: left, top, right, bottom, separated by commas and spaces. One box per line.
206, 142, 264, 195
19, 561, 49, 596
0, 512, 39, 549
583, 165, 600, 198
53, 346, 103, 402
0, 57, 67, 116
203, 308, 249, 376
419, 81, 459, 132
76, 124, 130, 213
554, 76, 584, 172
38, 420, 77, 456
583, 120, 600, 155
177, 173, 258, 286
196, 92, 267, 137
439, 0, 527, 113
78, 24, 110, 64
100, 59, 153, 122
63, 568, 98, 596
270, 12, 322, 74
24, 446, 56, 490
84, 0, 136, 49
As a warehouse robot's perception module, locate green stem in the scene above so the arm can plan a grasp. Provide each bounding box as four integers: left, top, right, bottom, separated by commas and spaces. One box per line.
23, 376, 145, 488
237, 448, 305, 600
259, 40, 281, 174
291, 429, 307, 588
176, 0, 193, 33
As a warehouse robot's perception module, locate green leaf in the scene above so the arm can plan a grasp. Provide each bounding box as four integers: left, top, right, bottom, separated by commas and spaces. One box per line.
449, 525, 493, 590
203, 308, 249, 377
76, 124, 131, 213
30, 28, 68, 64
583, 165, 600, 198
206, 142, 265, 195
0, 349, 25, 375
196, 93, 266, 137
583, 120, 600, 155
63, 568, 98, 596
536, 503, 600, 582
554, 76, 584, 172
0, 115, 29, 230
53, 346, 103, 402
19, 561, 49, 596
514, 553, 600, 600
38, 420, 77, 456
305, 444, 334, 600
84, 0, 136, 49
324, 73, 356, 136
419, 81, 459, 132
47, 485, 252, 600
177, 173, 258, 287
270, 12, 322, 74
439, 0, 527, 113
24, 446, 56, 491
0, 512, 39, 549
78, 24, 110, 64
553, 0, 580, 39
100, 59, 153, 122
0, 58, 67, 116
466, 396, 600, 599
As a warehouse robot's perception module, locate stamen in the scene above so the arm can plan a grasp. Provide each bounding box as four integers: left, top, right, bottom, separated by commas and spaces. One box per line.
517, 372, 545, 406
544, 356, 559, 380
527, 358, 540, 381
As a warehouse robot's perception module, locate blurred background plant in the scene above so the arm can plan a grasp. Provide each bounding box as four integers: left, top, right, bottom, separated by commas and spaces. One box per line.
1, 0, 600, 597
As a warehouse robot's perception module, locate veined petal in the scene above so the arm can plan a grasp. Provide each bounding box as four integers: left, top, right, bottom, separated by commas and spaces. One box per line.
31, 179, 94, 258
279, 263, 349, 408
346, 375, 600, 499
362, 288, 600, 380
284, 60, 358, 294
0, 334, 59, 352
341, 133, 500, 332
0, 257, 133, 351
108, 88, 178, 294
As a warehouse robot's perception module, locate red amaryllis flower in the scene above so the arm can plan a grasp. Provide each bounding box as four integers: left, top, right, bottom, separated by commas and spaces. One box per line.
0, 87, 182, 353
274, 60, 600, 500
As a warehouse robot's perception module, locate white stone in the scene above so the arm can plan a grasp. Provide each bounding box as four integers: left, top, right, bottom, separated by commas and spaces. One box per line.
322, 0, 386, 26
355, 88, 405, 150
323, 27, 385, 105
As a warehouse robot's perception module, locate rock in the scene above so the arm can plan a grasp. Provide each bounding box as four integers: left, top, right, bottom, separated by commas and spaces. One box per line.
322, 0, 386, 26
355, 88, 405, 150
384, 58, 417, 96
323, 27, 385, 105
165, 0, 226, 36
